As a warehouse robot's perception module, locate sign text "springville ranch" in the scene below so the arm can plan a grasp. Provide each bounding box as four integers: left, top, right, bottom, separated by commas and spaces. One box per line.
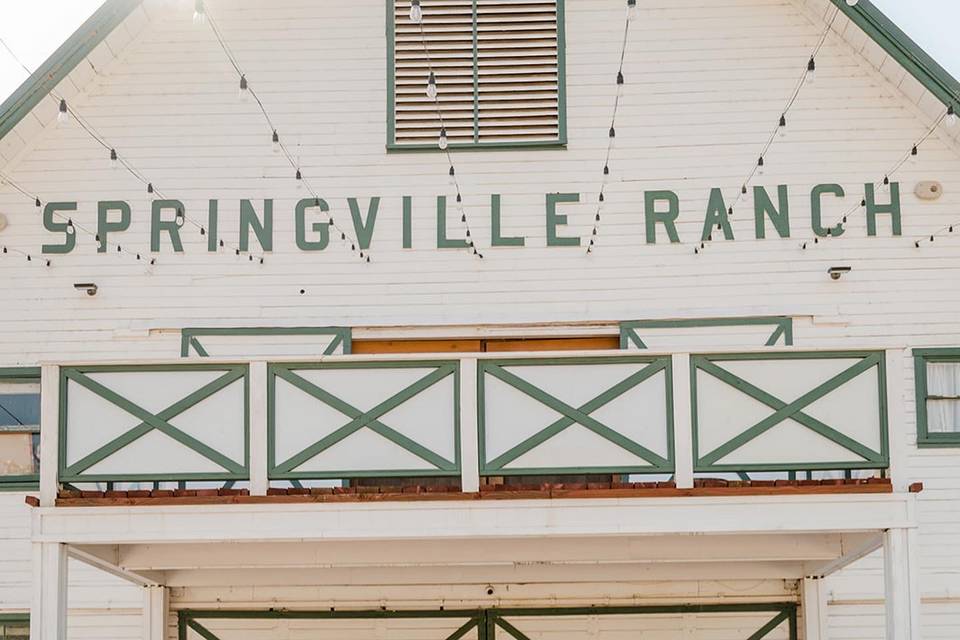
38, 183, 905, 254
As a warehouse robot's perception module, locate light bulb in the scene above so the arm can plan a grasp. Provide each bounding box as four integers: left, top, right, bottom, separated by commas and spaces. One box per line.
881, 176, 890, 194
410, 0, 422, 23
66, 220, 75, 235
626, 0, 636, 21
438, 127, 448, 150
910, 146, 918, 165
845, 0, 858, 5
175, 208, 185, 227
426, 72, 437, 99
238, 75, 249, 102
948, 105, 957, 127
778, 114, 787, 138
757, 156, 765, 176
56, 99, 69, 126
806, 57, 816, 84
272, 130, 281, 154
193, 0, 206, 25
109, 148, 119, 170
608, 126, 616, 150
295, 168, 304, 190
448, 165, 456, 185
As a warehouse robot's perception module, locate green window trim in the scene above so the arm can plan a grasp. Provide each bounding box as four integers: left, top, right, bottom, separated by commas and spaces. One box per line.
386, 0, 568, 152
0, 367, 41, 491
0, 613, 29, 640
914, 348, 960, 448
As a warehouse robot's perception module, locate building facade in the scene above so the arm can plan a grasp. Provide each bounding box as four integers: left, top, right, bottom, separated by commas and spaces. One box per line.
1, 0, 959, 638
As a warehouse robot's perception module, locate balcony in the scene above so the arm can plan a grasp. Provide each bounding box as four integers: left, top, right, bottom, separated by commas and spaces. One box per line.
37, 347, 893, 501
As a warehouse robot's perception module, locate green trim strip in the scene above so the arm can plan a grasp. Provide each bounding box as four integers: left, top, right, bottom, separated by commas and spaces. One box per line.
479, 356, 674, 475
914, 347, 960, 448
620, 317, 794, 350
59, 365, 249, 482
0, 367, 41, 489
181, 327, 352, 358
269, 361, 460, 479
692, 351, 889, 472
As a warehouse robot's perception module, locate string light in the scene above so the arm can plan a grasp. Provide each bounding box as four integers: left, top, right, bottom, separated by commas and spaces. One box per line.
56, 99, 68, 125
238, 74, 249, 102
409, 0, 423, 24
193, 0, 206, 26
948, 104, 957, 127
587, 0, 633, 254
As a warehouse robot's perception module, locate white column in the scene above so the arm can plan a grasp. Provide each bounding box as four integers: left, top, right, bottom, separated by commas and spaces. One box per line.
30, 542, 68, 640
39, 365, 60, 507
885, 349, 908, 492
248, 361, 269, 496
802, 576, 829, 640
884, 527, 920, 639
142, 585, 169, 640
459, 357, 480, 492
671, 353, 694, 489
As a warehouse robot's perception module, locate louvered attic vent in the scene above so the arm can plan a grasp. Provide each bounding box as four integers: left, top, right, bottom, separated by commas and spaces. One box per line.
389, 0, 567, 149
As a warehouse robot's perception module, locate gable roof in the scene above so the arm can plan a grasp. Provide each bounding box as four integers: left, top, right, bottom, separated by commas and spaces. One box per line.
0, 0, 957, 146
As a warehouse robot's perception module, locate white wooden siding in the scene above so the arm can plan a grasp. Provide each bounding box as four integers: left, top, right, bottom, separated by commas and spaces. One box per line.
0, 1, 959, 638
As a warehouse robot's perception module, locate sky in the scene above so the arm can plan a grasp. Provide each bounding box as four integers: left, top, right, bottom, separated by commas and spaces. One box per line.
0, 0, 957, 106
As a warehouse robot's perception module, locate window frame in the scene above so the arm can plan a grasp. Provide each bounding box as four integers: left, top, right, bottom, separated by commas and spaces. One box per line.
0, 367, 41, 490
0, 613, 29, 640
914, 348, 960, 447
385, 0, 568, 152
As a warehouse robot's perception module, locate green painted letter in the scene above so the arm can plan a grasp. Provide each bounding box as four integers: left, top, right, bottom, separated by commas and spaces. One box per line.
491, 194, 524, 247
546, 192, 580, 247
701, 189, 734, 242
644, 191, 680, 244
207, 200, 219, 251
240, 199, 273, 252
437, 196, 468, 249
348, 197, 380, 250
753, 185, 790, 239
296, 198, 330, 251
151, 200, 185, 252
865, 182, 902, 236
97, 200, 131, 253
810, 184, 845, 238
402, 196, 413, 248
42, 202, 77, 254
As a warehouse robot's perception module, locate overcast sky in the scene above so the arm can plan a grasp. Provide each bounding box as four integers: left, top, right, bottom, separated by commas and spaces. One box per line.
0, 0, 957, 105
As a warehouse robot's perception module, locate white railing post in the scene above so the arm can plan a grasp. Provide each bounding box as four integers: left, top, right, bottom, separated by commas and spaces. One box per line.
30, 542, 68, 640
885, 348, 907, 492
459, 357, 480, 492
671, 353, 694, 489
802, 576, 829, 640
39, 365, 60, 507
248, 361, 269, 496
142, 585, 169, 640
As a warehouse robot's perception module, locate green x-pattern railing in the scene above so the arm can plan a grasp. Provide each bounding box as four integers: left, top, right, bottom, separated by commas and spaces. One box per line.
620, 317, 794, 350
479, 356, 674, 475
692, 351, 889, 472
179, 605, 796, 640
181, 327, 352, 358
269, 361, 460, 479
59, 365, 249, 483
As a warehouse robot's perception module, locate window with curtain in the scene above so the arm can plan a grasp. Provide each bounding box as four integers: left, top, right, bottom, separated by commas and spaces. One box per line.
915, 350, 960, 446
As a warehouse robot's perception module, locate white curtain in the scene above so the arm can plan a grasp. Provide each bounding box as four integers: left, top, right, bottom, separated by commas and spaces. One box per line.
928, 363, 960, 433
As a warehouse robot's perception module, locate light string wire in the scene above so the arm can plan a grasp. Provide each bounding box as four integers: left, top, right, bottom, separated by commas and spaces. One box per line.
202, 4, 369, 262
412, 1, 483, 258
586, 1, 633, 254
697, 6, 841, 254
0, 36, 261, 265
801, 107, 950, 250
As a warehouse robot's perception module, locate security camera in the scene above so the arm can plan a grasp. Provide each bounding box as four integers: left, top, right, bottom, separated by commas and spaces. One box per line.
73, 283, 98, 296
827, 267, 851, 281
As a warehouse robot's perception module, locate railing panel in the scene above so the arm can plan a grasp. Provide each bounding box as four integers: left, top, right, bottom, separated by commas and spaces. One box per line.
59, 365, 249, 482
478, 356, 674, 475
692, 351, 888, 472
268, 361, 460, 479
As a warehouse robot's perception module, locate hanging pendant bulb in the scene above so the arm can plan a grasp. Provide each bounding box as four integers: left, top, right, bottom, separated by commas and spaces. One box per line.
438, 127, 449, 150
626, 0, 637, 21
757, 156, 765, 176
56, 99, 69, 126
947, 105, 957, 127
147, 183, 154, 197
880, 175, 890, 195
608, 126, 616, 150
910, 145, 919, 165
426, 72, 438, 99
175, 207, 185, 227
448, 165, 456, 185
295, 168, 304, 190
806, 57, 816, 84
272, 130, 281, 154
35, 197, 41, 208
238, 75, 249, 102
778, 114, 787, 138
410, 0, 423, 23
109, 148, 119, 169
193, 0, 206, 26
66, 219, 75, 235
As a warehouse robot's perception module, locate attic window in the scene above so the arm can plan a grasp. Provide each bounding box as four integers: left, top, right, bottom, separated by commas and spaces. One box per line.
388, 0, 567, 150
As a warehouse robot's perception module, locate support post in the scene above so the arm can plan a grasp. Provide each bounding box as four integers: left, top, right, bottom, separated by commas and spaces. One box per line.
885, 349, 908, 492
142, 585, 168, 640
249, 361, 269, 496
671, 353, 694, 489
884, 527, 920, 639
459, 357, 480, 493
30, 542, 68, 640
802, 576, 829, 640
39, 365, 60, 507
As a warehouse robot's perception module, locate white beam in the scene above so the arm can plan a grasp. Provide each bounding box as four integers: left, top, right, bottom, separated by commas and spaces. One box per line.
39, 365, 60, 507
802, 576, 829, 640
30, 542, 68, 640
671, 353, 693, 489
67, 545, 162, 587
248, 361, 269, 496
459, 357, 480, 492
884, 528, 920, 639
803, 532, 883, 577
142, 586, 168, 640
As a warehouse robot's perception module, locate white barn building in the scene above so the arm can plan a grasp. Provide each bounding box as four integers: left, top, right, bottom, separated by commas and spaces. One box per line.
0, 0, 959, 638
